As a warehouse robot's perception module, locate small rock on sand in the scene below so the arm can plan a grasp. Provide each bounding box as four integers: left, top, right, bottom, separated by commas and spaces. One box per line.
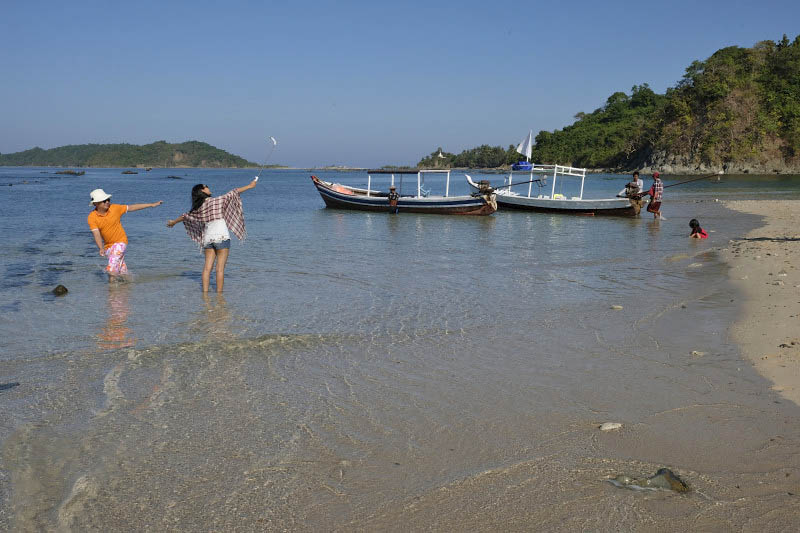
610, 468, 690, 493
610, 305, 623, 310
599, 422, 623, 431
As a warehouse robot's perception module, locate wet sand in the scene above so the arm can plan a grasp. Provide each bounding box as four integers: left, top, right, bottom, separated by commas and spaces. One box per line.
723, 200, 800, 406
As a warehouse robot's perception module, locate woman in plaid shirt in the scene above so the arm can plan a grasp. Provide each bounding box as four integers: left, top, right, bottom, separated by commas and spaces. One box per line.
167, 178, 257, 293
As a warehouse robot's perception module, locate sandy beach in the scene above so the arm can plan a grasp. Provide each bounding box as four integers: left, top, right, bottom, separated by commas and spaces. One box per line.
723, 200, 800, 406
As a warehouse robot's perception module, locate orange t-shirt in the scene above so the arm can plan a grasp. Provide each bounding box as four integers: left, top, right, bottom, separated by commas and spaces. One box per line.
88, 204, 129, 249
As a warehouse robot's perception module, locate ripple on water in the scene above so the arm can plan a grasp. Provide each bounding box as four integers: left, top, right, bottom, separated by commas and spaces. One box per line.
2, 263, 34, 289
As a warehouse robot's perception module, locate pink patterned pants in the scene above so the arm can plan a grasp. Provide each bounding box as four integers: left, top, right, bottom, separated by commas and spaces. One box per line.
105, 242, 128, 275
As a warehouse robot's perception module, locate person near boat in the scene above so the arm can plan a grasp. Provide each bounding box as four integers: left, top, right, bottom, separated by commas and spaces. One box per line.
388, 185, 399, 212
689, 218, 708, 239
166, 179, 256, 293
618, 171, 645, 213
87, 188, 163, 277
643, 172, 664, 219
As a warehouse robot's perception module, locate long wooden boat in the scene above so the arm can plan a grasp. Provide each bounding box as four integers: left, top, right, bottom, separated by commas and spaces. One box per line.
466, 164, 640, 217
311, 169, 496, 215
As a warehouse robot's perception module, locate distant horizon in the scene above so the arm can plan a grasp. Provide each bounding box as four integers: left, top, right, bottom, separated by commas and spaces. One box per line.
2, 1, 798, 167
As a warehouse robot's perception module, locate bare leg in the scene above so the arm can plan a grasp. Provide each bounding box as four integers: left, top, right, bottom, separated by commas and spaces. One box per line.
215, 248, 229, 293
202, 248, 216, 293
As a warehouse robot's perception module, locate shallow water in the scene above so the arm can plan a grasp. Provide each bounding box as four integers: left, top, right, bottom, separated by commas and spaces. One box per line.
2, 167, 800, 530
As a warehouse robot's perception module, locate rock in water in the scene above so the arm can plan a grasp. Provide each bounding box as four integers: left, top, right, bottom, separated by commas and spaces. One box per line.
52, 285, 68, 296
609, 468, 689, 493
647, 468, 689, 492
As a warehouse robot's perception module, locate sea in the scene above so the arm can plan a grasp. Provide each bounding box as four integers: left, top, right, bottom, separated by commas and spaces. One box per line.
2, 166, 800, 530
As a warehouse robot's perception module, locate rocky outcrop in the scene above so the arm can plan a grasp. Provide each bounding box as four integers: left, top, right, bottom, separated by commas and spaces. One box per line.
638, 149, 800, 175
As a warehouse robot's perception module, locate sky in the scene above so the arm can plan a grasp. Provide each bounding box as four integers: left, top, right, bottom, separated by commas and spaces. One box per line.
1, 0, 798, 168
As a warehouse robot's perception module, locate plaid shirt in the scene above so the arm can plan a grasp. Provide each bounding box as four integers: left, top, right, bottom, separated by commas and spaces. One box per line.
648, 178, 663, 201
181, 189, 246, 245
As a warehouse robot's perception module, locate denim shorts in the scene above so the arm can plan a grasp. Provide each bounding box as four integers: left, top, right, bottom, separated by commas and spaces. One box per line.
203, 239, 231, 250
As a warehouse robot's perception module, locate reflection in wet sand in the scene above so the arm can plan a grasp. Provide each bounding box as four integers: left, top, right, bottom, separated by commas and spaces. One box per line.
195, 294, 233, 341
95, 282, 136, 351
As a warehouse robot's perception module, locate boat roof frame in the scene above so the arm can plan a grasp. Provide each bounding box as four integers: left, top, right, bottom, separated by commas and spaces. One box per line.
505, 163, 588, 199
366, 168, 454, 198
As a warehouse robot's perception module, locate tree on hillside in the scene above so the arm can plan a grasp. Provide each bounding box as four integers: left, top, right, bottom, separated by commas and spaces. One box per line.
421, 34, 799, 171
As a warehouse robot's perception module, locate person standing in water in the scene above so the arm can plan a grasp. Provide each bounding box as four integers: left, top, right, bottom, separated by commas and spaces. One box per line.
644, 171, 664, 219
87, 189, 163, 277
387, 185, 399, 213
619, 171, 645, 213
166, 178, 257, 293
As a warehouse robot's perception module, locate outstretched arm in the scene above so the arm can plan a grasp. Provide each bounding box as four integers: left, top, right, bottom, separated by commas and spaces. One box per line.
235, 179, 258, 194
166, 214, 185, 228
129, 201, 163, 213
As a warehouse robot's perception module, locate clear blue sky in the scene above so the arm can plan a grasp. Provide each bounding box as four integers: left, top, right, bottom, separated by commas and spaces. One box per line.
1, 0, 797, 167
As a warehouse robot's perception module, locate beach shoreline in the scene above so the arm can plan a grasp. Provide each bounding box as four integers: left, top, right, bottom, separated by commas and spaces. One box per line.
723, 200, 800, 406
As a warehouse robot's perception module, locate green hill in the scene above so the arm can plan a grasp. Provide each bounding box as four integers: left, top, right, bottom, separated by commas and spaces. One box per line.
0, 140, 257, 168
419, 34, 800, 173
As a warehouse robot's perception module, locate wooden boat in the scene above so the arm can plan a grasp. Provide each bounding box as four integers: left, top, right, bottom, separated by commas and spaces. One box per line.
467, 164, 640, 216
311, 169, 496, 215
55, 170, 85, 176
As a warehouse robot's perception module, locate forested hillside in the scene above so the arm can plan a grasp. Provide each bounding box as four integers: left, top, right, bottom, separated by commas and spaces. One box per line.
0, 141, 256, 168
419, 34, 800, 173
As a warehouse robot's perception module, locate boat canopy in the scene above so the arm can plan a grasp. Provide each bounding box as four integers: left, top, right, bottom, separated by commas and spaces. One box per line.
505, 164, 588, 200
366, 169, 454, 198
367, 169, 420, 174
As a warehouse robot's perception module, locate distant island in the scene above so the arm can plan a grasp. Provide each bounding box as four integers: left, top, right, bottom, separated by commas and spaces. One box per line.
419, 34, 800, 174
0, 140, 267, 168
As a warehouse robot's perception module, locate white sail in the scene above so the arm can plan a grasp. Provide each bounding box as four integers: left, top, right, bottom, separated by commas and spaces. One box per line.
515, 130, 532, 161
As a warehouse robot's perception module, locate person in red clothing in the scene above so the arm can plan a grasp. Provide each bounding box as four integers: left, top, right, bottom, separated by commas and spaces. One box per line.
689, 218, 708, 239
644, 172, 663, 219
87, 188, 162, 277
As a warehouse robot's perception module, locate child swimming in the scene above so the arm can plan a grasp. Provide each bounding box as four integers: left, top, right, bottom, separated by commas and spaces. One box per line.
689, 218, 708, 239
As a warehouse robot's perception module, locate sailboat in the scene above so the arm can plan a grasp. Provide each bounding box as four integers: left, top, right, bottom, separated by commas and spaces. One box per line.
511, 130, 533, 171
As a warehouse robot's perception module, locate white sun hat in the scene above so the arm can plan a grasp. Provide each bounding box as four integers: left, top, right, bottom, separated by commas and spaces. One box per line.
89, 188, 112, 205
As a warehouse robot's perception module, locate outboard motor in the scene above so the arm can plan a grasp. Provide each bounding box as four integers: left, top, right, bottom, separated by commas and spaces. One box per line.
477, 180, 494, 194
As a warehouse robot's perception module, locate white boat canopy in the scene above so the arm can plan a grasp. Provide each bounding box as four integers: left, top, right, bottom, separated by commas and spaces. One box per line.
504, 164, 588, 200
367, 169, 453, 198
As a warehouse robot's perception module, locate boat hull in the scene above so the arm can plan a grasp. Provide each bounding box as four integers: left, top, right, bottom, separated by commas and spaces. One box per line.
495, 195, 639, 216
311, 176, 495, 215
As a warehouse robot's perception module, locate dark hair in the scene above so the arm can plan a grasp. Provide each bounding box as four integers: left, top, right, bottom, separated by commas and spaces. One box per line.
689, 218, 700, 229
633, 171, 639, 177
190, 184, 211, 212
